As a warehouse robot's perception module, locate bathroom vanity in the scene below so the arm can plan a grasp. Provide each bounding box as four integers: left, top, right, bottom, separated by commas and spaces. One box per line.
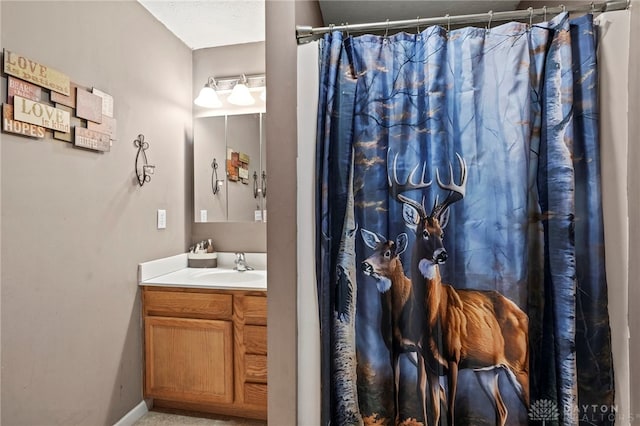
139, 253, 267, 420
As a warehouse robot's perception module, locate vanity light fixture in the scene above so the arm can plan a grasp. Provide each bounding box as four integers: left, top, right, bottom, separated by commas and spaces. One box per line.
194, 77, 222, 108
134, 134, 155, 186
194, 74, 266, 108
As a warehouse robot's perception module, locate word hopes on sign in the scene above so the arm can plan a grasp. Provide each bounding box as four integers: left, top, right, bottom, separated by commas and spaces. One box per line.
2, 104, 46, 138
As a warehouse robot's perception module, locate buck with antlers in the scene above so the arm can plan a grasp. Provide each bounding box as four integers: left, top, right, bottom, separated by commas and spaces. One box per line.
390, 152, 529, 426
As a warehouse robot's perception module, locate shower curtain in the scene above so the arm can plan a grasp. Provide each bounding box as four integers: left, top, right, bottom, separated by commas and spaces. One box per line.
316, 12, 615, 426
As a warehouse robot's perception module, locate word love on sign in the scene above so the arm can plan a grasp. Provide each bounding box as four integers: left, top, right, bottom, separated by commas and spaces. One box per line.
13, 96, 70, 133
3, 49, 70, 96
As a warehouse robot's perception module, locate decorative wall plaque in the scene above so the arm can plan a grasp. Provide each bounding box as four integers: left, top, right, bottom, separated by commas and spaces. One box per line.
13, 95, 70, 132
226, 150, 250, 184
3, 49, 70, 95
75, 89, 102, 123
7, 76, 41, 104
50, 82, 81, 108
2, 103, 46, 138
3, 49, 116, 152
74, 127, 110, 152
52, 105, 76, 142
92, 88, 114, 117
87, 115, 116, 139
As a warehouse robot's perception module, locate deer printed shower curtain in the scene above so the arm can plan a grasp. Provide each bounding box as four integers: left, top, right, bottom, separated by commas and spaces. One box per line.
316, 13, 615, 426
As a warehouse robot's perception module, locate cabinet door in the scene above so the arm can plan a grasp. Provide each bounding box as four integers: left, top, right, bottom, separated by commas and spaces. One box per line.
145, 317, 233, 404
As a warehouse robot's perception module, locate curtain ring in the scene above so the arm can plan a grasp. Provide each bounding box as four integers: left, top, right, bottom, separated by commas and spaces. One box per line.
543, 6, 547, 21
487, 10, 493, 33
560, 4, 566, 13
528, 7, 534, 30
591, 2, 596, 13
384, 19, 390, 40
445, 13, 451, 35
345, 22, 350, 38
416, 16, 420, 33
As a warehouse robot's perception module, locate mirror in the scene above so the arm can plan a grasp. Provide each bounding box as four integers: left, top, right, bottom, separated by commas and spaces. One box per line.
194, 113, 266, 222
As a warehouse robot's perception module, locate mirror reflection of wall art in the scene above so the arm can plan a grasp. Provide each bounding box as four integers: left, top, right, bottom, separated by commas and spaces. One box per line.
226, 148, 250, 184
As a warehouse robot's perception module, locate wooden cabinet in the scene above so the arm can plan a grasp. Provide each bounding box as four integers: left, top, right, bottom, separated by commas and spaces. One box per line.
143, 287, 267, 420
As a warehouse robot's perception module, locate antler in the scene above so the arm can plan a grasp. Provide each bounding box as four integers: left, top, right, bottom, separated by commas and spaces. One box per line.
431, 153, 467, 220
388, 151, 432, 216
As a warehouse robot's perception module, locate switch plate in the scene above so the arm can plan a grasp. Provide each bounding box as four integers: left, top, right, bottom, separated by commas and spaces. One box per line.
200, 210, 208, 222
157, 209, 166, 229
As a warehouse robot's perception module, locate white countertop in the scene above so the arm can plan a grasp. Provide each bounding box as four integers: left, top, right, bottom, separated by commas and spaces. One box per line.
139, 252, 267, 291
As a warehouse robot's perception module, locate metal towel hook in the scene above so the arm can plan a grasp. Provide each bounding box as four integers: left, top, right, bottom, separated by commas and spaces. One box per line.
211, 158, 222, 195
253, 171, 260, 198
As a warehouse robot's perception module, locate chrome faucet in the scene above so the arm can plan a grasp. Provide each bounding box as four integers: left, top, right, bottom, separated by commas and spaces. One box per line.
234, 252, 253, 272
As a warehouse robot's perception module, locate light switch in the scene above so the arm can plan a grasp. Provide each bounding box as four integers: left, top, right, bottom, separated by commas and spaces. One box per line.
200, 210, 208, 222
157, 209, 166, 229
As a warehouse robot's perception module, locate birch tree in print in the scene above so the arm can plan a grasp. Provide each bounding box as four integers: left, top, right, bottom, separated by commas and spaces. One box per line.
332, 150, 363, 425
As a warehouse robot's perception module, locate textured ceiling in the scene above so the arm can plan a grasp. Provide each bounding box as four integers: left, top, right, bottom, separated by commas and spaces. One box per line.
137, 1, 521, 50
138, 0, 265, 50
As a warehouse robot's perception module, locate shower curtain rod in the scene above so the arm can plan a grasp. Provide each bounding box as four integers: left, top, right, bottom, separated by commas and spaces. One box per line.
296, 0, 629, 42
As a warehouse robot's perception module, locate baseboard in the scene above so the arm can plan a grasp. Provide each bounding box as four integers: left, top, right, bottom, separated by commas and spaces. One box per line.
113, 400, 149, 426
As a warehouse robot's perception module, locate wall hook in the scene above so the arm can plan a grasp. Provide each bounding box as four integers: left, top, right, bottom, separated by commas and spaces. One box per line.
134, 134, 155, 186
253, 171, 260, 198
211, 158, 223, 195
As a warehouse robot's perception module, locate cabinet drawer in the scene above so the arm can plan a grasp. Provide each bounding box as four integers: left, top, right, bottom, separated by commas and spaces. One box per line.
244, 326, 267, 355
243, 296, 267, 325
244, 383, 267, 407
244, 354, 267, 383
144, 290, 232, 320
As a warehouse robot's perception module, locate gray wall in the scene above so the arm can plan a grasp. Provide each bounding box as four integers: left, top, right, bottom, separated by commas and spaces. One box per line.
265, 1, 323, 425
0, 1, 193, 425
628, 0, 640, 420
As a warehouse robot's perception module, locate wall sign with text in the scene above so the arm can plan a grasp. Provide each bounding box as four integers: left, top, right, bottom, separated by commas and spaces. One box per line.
1, 48, 117, 152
